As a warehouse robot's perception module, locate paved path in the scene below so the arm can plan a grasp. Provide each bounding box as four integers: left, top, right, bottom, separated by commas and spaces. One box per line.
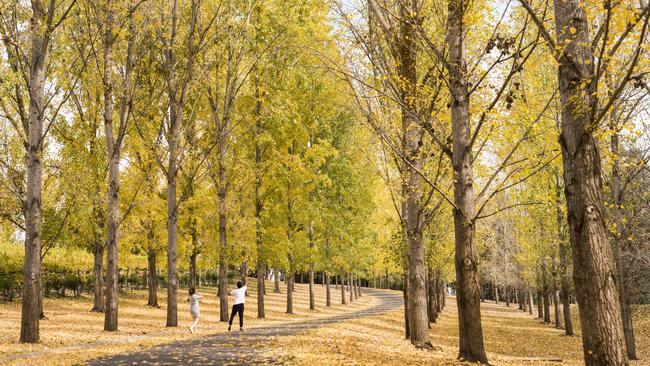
86, 289, 402, 365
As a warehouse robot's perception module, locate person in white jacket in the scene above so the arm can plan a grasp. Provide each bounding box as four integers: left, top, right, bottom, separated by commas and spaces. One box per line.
228, 281, 247, 331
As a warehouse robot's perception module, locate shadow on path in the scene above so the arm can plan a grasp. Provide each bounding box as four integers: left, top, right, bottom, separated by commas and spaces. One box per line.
86, 289, 403, 365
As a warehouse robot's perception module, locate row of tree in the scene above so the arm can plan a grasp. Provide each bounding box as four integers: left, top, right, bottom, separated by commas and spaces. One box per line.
333, 0, 649, 365
1, 1, 650, 365
0, 0, 393, 344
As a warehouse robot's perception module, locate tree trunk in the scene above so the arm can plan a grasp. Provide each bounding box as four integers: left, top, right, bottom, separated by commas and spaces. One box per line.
309, 222, 315, 310
552, 1, 628, 364
254, 67, 265, 319
104, 109, 120, 333
217, 133, 229, 321
349, 273, 354, 303
101, 17, 121, 331
189, 252, 197, 289
428, 272, 438, 323
91, 237, 104, 312
505, 286, 510, 307
166, 115, 179, 327
537, 290, 543, 320
385, 269, 389, 290
325, 273, 331, 307
147, 248, 158, 307
554, 289, 561, 329
494, 283, 499, 304
403, 270, 410, 340
357, 278, 361, 297
543, 289, 551, 324
341, 270, 346, 304
438, 280, 445, 312
447, 0, 486, 361
274, 270, 281, 293
611, 120, 637, 360
528, 291, 534, 316
394, 1, 431, 349
286, 270, 294, 314
557, 177, 574, 335
20, 0, 52, 344
240, 260, 248, 295
257, 261, 265, 318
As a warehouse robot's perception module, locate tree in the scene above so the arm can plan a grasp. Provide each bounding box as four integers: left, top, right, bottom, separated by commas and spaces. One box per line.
0, 0, 78, 343
155, 0, 210, 327
520, 0, 649, 363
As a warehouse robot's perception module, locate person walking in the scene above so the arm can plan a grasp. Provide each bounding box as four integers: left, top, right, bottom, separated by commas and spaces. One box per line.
188, 287, 202, 333
228, 281, 247, 331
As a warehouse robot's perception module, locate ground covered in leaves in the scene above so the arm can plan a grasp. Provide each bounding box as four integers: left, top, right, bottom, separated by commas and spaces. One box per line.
0, 279, 373, 365
1, 282, 649, 365
275, 296, 650, 365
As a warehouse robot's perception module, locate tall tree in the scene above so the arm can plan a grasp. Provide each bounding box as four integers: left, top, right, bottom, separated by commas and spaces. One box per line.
156, 0, 206, 327
520, 0, 649, 363
0, 0, 79, 343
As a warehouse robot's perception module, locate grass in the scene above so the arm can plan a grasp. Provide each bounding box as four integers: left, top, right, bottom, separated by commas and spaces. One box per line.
275, 294, 650, 365
2, 281, 648, 365
0, 278, 373, 365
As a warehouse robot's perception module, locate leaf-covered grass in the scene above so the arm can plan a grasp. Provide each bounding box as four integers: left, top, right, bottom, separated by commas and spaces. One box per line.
0, 279, 373, 365
273, 294, 650, 365
2, 285, 648, 365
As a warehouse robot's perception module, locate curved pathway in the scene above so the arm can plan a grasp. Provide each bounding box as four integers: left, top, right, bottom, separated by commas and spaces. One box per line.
87, 289, 402, 365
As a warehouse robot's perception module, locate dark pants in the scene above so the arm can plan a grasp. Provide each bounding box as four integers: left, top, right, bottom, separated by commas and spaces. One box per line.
229, 303, 244, 328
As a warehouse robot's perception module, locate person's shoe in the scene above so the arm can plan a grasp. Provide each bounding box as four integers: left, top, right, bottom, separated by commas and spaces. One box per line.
240, 327, 244, 332
228, 326, 231, 331
189, 327, 194, 334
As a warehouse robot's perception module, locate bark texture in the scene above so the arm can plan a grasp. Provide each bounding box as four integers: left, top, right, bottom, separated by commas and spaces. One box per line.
20, 0, 56, 343
611, 121, 636, 360
553, 1, 628, 364
447, 0, 486, 361
147, 248, 158, 307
